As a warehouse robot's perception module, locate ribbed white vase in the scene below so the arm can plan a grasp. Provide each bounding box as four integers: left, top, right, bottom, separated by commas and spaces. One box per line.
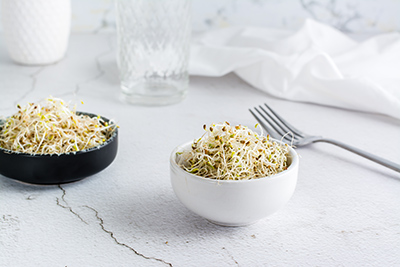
1, 0, 71, 65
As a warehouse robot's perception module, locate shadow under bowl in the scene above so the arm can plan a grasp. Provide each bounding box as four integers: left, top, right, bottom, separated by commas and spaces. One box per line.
170, 140, 299, 226
0, 112, 118, 185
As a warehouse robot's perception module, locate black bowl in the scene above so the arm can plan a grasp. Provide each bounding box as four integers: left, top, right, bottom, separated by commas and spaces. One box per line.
0, 112, 118, 185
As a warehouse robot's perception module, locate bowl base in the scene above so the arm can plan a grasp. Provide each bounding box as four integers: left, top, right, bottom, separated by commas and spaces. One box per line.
207, 219, 260, 227
2, 175, 91, 186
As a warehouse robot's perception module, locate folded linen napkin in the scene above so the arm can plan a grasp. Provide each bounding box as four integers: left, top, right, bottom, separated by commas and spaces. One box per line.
189, 19, 400, 119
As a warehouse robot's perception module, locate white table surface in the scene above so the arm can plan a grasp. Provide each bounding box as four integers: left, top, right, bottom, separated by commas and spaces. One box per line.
1, 33, 399, 267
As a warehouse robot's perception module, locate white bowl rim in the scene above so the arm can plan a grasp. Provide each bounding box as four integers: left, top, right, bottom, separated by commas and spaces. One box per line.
170, 139, 299, 184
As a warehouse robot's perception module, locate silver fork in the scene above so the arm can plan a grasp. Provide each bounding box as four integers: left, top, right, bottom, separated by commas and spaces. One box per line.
249, 103, 400, 172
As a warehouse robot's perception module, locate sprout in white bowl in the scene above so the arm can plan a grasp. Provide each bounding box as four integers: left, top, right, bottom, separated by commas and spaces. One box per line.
177, 122, 291, 180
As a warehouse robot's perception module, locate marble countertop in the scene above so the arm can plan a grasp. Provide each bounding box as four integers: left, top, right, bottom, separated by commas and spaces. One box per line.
1, 33, 399, 267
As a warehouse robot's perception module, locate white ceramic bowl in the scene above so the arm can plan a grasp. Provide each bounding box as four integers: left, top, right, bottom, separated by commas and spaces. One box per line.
170, 140, 299, 226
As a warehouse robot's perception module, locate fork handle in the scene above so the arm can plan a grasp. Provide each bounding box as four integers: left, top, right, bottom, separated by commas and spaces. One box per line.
314, 138, 400, 172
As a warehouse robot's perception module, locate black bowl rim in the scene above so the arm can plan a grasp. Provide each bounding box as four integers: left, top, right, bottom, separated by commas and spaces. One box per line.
0, 111, 118, 157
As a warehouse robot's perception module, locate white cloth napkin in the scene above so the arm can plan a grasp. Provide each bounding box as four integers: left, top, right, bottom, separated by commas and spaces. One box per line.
189, 19, 400, 119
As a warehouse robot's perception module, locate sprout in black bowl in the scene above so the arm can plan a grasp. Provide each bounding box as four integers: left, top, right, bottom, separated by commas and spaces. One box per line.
0, 112, 118, 185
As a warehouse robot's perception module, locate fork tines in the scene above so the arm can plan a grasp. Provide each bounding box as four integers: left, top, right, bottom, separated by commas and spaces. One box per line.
249, 103, 303, 144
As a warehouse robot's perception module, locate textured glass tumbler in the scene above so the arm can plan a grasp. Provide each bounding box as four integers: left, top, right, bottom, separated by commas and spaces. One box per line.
116, 0, 191, 106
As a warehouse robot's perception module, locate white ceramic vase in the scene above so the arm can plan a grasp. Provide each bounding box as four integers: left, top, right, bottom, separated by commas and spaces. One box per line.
1, 0, 71, 65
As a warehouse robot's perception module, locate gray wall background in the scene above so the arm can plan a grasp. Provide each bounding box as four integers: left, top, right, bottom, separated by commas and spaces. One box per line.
1, 0, 399, 34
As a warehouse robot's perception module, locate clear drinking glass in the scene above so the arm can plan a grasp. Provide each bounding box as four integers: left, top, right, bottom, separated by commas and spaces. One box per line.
115, 0, 191, 106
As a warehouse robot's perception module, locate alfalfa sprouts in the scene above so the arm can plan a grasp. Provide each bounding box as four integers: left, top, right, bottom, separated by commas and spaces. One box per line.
177, 122, 291, 180
0, 96, 117, 155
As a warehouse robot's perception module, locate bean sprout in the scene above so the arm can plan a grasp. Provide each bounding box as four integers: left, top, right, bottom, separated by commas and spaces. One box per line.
0, 97, 117, 155
177, 122, 291, 180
